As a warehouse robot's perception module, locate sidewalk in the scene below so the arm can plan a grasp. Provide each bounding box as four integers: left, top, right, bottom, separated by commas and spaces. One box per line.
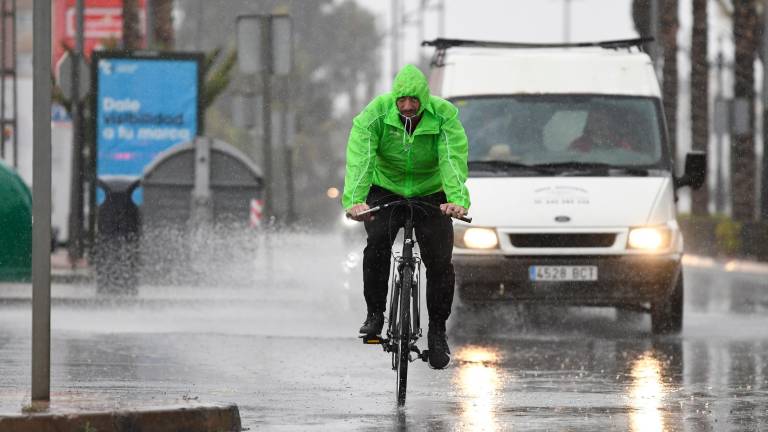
0, 392, 241, 432
50, 249, 93, 284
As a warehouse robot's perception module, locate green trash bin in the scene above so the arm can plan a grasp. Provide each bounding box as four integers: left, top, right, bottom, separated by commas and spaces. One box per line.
0, 161, 31, 282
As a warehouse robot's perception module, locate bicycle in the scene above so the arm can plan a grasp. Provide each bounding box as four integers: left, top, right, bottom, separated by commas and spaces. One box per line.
355, 198, 471, 406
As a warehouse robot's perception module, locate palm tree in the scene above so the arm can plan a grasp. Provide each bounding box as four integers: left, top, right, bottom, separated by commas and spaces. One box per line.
632, 0, 651, 50
633, 0, 679, 164
151, 0, 175, 49
661, 0, 678, 162
122, 0, 142, 50
690, 0, 709, 215
731, 0, 758, 221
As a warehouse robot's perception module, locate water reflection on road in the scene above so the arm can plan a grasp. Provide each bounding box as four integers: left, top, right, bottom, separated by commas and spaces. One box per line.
629, 352, 664, 432
1, 232, 768, 430
454, 346, 503, 431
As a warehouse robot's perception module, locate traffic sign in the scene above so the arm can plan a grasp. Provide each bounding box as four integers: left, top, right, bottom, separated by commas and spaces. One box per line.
56, 52, 90, 101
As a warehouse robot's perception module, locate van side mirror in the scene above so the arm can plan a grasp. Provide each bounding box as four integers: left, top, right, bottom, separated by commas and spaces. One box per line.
675, 151, 706, 190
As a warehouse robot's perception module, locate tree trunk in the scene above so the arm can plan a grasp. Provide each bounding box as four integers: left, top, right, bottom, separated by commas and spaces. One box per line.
632, 0, 654, 55
731, 0, 757, 221
632, 0, 651, 35
690, 0, 709, 215
661, 0, 678, 163
152, 0, 175, 49
122, 0, 142, 50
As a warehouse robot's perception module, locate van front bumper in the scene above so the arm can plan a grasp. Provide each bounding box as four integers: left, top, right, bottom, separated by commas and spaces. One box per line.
453, 254, 681, 306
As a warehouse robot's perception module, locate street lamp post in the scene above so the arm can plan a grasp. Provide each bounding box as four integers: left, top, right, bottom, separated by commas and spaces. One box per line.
761, 0, 768, 220
236, 14, 292, 223
32, 0, 52, 402
67, 0, 85, 264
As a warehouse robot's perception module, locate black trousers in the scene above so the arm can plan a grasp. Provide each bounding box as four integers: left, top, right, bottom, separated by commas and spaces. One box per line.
363, 185, 455, 331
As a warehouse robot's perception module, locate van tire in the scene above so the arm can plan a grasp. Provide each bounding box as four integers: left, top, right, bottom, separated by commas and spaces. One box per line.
651, 274, 683, 335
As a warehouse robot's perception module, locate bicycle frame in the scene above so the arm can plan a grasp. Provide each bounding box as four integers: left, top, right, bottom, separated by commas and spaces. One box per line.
385, 216, 422, 359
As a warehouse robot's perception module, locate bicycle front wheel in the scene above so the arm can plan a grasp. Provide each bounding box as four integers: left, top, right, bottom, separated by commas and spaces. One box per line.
395, 265, 412, 406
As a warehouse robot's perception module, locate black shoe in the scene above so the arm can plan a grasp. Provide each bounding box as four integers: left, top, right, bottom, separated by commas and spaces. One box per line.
359, 312, 384, 335
427, 328, 451, 369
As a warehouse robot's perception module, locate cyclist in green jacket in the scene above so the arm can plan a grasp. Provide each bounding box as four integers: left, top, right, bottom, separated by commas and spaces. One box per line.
343, 64, 470, 369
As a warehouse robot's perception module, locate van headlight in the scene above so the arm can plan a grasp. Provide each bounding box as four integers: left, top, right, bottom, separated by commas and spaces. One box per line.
455, 226, 499, 249
627, 226, 671, 250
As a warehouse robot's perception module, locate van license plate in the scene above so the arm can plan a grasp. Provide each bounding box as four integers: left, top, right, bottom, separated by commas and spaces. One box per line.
529, 266, 598, 281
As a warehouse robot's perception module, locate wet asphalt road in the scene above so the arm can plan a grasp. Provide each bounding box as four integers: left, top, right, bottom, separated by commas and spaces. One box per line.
2, 232, 768, 431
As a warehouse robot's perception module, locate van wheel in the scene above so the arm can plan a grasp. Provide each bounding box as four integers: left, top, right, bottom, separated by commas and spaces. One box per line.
651, 275, 683, 335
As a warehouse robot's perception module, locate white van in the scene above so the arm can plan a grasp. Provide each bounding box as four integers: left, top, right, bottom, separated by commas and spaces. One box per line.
424, 39, 706, 334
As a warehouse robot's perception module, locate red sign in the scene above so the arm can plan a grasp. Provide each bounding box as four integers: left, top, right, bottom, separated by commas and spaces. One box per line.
53, 0, 147, 65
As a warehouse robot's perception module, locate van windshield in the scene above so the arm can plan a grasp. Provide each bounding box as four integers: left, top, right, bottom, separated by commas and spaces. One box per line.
453, 95, 668, 174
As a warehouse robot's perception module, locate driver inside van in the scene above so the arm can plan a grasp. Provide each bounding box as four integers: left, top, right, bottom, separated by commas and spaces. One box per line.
569, 108, 636, 153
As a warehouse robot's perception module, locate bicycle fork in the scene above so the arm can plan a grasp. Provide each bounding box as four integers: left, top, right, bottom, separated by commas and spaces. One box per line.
363, 219, 429, 364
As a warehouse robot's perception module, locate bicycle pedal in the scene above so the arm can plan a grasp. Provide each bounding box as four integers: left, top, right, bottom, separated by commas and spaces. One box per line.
360, 334, 384, 344
419, 349, 430, 362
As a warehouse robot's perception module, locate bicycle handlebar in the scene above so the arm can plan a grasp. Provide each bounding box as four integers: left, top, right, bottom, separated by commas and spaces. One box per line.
355, 199, 472, 223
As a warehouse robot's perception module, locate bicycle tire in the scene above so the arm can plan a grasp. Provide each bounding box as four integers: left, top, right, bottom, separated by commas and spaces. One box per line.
389, 274, 400, 371
396, 265, 412, 406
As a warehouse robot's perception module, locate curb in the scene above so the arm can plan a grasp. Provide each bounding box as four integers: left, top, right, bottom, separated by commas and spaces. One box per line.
51, 270, 93, 285
0, 403, 241, 432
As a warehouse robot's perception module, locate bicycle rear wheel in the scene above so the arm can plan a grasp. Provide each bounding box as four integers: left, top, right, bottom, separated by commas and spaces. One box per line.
395, 266, 412, 406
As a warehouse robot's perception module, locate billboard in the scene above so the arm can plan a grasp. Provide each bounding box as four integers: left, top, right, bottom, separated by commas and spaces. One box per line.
92, 52, 203, 201
54, 0, 147, 65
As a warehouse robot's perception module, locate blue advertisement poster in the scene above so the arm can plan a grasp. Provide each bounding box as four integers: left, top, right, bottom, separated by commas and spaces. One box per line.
94, 53, 202, 202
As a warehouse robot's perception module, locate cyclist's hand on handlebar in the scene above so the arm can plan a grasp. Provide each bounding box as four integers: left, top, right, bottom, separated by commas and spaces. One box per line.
346, 203, 374, 222
440, 203, 467, 219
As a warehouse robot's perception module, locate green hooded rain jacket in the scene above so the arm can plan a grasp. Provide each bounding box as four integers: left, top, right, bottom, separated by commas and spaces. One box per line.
342, 64, 470, 209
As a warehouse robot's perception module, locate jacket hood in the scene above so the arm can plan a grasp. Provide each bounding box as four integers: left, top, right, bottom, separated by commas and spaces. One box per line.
391, 64, 431, 115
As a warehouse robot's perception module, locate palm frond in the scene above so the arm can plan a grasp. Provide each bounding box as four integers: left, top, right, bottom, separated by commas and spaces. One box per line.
202, 48, 237, 110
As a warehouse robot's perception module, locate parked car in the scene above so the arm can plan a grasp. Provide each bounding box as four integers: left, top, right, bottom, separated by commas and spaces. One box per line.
424, 38, 706, 334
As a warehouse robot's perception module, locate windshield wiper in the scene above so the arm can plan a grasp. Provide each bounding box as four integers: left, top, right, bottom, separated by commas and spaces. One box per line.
530, 161, 649, 176
469, 160, 553, 174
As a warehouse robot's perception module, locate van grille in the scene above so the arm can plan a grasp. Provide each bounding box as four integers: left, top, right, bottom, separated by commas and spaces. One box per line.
509, 233, 617, 248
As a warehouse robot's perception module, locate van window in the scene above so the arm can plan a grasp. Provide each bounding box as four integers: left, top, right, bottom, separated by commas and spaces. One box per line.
454, 95, 665, 168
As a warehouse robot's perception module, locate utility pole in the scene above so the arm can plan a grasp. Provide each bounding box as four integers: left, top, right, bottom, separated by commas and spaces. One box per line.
418, 0, 426, 67
281, 78, 295, 224
67, 0, 85, 263
391, 0, 400, 78
261, 21, 273, 221
236, 14, 293, 223
761, 0, 768, 220
437, 0, 445, 37
563, 0, 572, 42
0, 0, 18, 168
146, 0, 154, 48
715, 46, 726, 214
32, 0, 52, 402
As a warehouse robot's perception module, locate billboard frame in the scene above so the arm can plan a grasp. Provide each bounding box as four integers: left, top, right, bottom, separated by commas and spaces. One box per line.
88, 50, 204, 238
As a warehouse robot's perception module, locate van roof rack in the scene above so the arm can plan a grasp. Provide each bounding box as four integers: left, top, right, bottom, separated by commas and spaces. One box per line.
422, 37, 654, 67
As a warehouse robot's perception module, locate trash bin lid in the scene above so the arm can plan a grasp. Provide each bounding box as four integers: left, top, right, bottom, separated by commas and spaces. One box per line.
0, 161, 31, 281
